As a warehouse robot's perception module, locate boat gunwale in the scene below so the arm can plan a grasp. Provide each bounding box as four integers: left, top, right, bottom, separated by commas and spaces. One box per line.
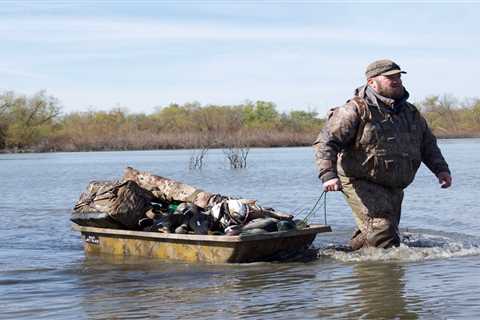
72, 223, 331, 243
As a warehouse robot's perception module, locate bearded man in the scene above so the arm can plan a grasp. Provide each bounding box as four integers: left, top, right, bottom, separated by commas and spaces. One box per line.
313, 59, 452, 250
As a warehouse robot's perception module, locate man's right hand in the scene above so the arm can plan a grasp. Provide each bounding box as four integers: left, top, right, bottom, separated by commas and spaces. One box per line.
323, 178, 343, 192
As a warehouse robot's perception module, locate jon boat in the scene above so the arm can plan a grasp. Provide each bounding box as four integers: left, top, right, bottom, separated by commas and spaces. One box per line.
72, 223, 331, 263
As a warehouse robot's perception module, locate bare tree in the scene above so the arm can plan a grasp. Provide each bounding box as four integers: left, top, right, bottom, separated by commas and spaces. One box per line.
189, 147, 209, 170
224, 146, 250, 169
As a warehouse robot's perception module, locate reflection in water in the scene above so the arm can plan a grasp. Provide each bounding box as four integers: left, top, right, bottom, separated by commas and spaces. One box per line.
226, 264, 318, 318
349, 263, 420, 319
77, 241, 478, 319
77, 255, 324, 319
313, 262, 422, 319
77, 253, 428, 319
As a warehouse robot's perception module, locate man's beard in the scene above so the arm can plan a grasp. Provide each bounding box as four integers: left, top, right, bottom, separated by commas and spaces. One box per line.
376, 83, 405, 100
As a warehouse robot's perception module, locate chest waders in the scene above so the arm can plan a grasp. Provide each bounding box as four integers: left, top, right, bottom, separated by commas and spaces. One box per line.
338, 97, 423, 249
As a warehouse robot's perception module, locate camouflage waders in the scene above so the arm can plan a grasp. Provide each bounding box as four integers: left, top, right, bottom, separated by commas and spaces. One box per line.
340, 175, 404, 249
314, 84, 450, 250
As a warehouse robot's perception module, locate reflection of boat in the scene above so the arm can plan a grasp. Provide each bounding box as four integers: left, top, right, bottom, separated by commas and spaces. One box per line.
72, 223, 331, 263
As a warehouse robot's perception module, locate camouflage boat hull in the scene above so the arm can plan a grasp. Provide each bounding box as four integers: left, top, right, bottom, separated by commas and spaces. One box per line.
72, 223, 331, 263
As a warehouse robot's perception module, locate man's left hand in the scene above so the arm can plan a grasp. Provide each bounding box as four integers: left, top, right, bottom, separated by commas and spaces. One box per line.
437, 171, 452, 189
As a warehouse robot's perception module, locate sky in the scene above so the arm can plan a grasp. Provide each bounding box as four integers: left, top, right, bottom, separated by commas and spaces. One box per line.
1, 1, 480, 115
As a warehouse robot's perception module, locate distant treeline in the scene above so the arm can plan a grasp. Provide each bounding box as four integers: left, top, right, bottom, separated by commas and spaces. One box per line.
0, 90, 479, 153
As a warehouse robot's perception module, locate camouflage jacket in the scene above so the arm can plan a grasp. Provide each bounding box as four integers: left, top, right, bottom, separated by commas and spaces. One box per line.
313, 85, 450, 189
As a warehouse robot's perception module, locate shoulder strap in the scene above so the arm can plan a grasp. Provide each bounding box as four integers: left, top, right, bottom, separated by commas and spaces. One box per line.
348, 96, 370, 122
346, 96, 371, 148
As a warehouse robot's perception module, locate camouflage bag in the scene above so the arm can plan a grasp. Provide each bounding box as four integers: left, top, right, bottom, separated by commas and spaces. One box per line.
72, 180, 154, 229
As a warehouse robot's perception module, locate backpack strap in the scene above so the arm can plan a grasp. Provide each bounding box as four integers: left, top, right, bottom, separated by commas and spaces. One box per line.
348, 96, 369, 121
346, 96, 371, 148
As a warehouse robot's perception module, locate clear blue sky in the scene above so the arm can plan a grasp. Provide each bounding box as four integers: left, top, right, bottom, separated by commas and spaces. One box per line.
1, 1, 479, 115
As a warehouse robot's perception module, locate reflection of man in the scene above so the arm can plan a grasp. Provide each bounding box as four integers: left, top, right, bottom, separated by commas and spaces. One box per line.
352, 263, 420, 319
314, 59, 452, 249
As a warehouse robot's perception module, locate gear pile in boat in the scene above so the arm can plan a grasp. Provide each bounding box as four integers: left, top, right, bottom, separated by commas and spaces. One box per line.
71, 167, 307, 235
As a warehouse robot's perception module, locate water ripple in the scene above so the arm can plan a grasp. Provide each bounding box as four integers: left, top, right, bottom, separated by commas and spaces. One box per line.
320, 231, 480, 263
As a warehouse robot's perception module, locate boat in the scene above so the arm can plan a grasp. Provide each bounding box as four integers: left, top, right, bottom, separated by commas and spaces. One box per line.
72, 223, 331, 263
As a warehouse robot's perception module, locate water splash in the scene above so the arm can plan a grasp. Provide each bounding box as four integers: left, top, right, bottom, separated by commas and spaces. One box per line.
319, 231, 480, 262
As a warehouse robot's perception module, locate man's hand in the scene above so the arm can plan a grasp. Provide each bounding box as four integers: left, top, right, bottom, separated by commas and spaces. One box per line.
323, 178, 343, 192
437, 171, 452, 189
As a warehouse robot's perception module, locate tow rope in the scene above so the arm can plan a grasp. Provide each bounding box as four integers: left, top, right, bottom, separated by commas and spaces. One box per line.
303, 191, 327, 225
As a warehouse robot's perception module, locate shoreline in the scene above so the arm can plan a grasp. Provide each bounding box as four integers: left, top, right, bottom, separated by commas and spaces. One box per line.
1, 136, 479, 155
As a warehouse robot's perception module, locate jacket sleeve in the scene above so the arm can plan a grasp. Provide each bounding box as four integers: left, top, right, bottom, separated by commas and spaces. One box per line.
420, 116, 451, 176
313, 102, 360, 183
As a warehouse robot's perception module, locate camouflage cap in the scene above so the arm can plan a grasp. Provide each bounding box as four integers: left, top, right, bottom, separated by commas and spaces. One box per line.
365, 59, 407, 79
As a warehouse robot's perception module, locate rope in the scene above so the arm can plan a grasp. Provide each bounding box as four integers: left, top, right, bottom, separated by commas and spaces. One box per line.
303, 191, 328, 224
324, 191, 327, 225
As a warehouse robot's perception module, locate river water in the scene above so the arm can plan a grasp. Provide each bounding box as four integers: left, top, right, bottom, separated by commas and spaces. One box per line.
1, 139, 479, 319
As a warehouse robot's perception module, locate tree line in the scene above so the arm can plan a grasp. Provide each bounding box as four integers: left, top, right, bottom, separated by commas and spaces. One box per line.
0, 90, 479, 153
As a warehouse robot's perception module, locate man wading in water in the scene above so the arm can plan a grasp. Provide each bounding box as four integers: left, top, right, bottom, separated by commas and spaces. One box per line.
313, 59, 452, 250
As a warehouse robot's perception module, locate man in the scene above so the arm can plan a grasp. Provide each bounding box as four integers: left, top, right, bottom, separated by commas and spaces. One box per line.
313, 59, 452, 250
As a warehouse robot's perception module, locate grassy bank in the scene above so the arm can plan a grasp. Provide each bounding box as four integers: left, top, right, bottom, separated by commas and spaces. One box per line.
1, 91, 479, 153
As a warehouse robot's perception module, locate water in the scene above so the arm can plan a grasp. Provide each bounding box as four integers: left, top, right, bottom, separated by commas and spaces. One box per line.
1, 139, 479, 319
